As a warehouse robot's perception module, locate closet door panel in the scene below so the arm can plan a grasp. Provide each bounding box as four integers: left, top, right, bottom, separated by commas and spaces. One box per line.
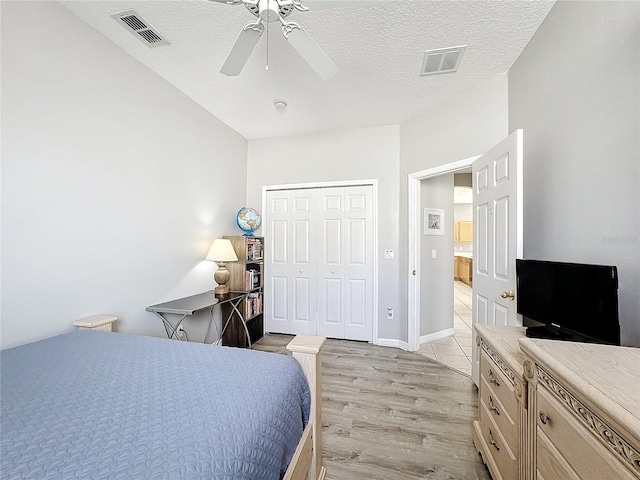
343, 186, 373, 341
267, 184, 373, 340
317, 187, 345, 338
265, 192, 291, 333
289, 190, 316, 335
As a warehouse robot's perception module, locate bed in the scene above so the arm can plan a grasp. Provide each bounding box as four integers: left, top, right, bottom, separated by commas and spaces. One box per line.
1, 330, 325, 480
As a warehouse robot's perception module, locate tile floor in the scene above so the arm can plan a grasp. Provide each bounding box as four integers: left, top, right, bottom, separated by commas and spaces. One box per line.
417, 280, 473, 376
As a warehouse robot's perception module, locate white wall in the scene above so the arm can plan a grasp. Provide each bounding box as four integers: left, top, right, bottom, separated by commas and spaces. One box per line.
399, 75, 509, 342
1, 1, 247, 348
246, 126, 401, 341
509, 0, 640, 346
420, 174, 454, 337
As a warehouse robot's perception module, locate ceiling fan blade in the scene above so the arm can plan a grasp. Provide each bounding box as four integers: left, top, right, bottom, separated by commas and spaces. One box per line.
286, 26, 338, 80
220, 26, 262, 76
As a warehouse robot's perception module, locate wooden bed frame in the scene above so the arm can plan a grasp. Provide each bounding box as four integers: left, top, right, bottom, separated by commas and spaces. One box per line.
284, 335, 326, 480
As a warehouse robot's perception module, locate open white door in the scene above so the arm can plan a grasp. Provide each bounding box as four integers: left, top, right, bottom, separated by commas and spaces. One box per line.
471, 130, 523, 386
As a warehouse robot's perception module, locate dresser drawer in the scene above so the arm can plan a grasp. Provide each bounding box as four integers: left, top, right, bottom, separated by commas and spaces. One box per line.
536, 385, 637, 480
536, 427, 580, 480
480, 375, 518, 450
480, 349, 518, 419
479, 398, 518, 480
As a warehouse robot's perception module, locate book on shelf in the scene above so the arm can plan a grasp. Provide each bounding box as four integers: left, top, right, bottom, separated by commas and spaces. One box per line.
244, 292, 263, 319
245, 269, 261, 290
246, 238, 263, 262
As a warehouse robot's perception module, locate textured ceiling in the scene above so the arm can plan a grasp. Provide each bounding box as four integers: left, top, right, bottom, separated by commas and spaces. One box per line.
60, 0, 555, 139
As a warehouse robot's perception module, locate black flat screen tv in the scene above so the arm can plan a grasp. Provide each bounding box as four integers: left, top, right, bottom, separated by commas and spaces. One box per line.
516, 259, 620, 345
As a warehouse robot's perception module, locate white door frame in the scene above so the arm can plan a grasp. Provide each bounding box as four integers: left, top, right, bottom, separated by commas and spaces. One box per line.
407, 157, 479, 352
262, 179, 379, 344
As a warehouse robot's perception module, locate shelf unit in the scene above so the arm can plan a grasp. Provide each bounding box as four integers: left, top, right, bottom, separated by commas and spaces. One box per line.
222, 236, 264, 347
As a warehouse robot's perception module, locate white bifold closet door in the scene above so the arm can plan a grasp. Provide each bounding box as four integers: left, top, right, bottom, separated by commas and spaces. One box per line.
265, 185, 373, 341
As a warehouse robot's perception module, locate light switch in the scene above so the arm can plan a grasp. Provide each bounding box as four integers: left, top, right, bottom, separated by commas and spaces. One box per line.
432, 249, 437, 259
384, 250, 395, 259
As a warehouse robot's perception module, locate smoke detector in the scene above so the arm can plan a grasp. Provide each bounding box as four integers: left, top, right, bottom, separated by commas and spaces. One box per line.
420, 45, 466, 76
274, 99, 288, 110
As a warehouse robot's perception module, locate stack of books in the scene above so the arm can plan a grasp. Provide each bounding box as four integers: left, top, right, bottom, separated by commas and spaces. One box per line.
246, 239, 263, 261
244, 292, 263, 319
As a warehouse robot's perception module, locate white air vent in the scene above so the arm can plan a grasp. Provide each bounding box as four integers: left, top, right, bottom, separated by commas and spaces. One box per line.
111, 9, 170, 48
420, 45, 466, 76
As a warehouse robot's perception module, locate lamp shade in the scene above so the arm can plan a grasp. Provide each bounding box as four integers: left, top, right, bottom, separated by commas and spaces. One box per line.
205, 239, 238, 263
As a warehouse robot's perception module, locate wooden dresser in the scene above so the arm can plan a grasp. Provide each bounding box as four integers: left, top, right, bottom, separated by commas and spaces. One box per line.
473, 324, 529, 480
520, 338, 640, 480
474, 325, 640, 480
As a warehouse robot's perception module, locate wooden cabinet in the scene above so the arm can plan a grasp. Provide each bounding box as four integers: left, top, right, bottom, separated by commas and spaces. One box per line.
454, 256, 460, 279
520, 338, 640, 480
475, 326, 640, 480
473, 324, 529, 480
221, 236, 264, 347
454, 221, 473, 242
457, 256, 473, 286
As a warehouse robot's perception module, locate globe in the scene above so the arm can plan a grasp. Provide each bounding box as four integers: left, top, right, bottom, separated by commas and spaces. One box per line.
236, 207, 261, 236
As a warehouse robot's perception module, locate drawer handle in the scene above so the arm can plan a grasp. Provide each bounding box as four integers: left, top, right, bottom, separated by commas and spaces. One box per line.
488, 395, 500, 416
539, 411, 550, 425
488, 428, 500, 451
488, 368, 501, 387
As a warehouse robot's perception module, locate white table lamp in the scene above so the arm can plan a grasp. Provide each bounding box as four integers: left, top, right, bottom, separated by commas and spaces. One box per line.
205, 238, 238, 294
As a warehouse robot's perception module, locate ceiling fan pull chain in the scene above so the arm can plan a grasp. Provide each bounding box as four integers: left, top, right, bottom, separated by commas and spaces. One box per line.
265, 0, 270, 70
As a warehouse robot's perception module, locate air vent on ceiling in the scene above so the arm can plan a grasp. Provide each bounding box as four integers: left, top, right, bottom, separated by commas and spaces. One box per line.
420, 45, 466, 76
111, 9, 170, 48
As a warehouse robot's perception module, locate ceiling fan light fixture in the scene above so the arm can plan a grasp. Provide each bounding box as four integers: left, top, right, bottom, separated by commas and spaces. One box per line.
274, 99, 288, 110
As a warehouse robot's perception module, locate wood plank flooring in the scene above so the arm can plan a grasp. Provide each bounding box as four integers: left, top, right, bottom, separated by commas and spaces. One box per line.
254, 335, 491, 480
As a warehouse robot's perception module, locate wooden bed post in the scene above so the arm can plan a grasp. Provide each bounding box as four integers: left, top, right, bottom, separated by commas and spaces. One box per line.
287, 335, 326, 480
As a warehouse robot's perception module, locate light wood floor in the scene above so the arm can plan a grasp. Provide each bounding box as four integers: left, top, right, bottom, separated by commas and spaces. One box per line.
254, 334, 491, 480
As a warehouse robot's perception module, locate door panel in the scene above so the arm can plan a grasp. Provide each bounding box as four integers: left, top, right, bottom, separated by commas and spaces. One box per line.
266, 192, 291, 334
317, 187, 345, 338
343, 186, 373, 341
265, 189, 316, 335
266, 185, 373, 341
289, 190, 316, 335
347, 278, 367, 327
472, 130, 523, 385
270, 275, 288, 330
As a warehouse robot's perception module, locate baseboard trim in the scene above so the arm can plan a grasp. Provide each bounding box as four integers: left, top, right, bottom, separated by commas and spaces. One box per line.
420, 328, 455, 345
376, 338, 410, 351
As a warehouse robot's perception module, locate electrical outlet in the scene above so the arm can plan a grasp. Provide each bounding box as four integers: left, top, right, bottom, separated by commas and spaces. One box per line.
177, 325, 186, 339
387, 308, 394, 320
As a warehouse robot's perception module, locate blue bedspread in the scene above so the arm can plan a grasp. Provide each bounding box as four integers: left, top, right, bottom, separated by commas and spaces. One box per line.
1, 331, 310, 479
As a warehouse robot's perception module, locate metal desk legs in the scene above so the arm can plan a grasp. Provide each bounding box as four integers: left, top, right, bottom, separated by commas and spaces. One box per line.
151, 312, 188, 340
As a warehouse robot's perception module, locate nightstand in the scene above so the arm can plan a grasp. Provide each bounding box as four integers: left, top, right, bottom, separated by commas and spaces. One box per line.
73, 315, 117, 332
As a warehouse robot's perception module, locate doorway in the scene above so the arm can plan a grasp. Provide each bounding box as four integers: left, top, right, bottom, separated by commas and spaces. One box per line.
407, 157, 478, 352
407, 159, 476, 376
408, 130, 524, 385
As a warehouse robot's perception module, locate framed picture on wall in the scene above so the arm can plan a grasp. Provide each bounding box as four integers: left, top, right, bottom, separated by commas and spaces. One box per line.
424, 208, 445, 235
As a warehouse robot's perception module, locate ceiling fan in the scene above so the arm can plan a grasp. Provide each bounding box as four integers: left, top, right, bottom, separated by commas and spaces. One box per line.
208, 0, 338, 80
